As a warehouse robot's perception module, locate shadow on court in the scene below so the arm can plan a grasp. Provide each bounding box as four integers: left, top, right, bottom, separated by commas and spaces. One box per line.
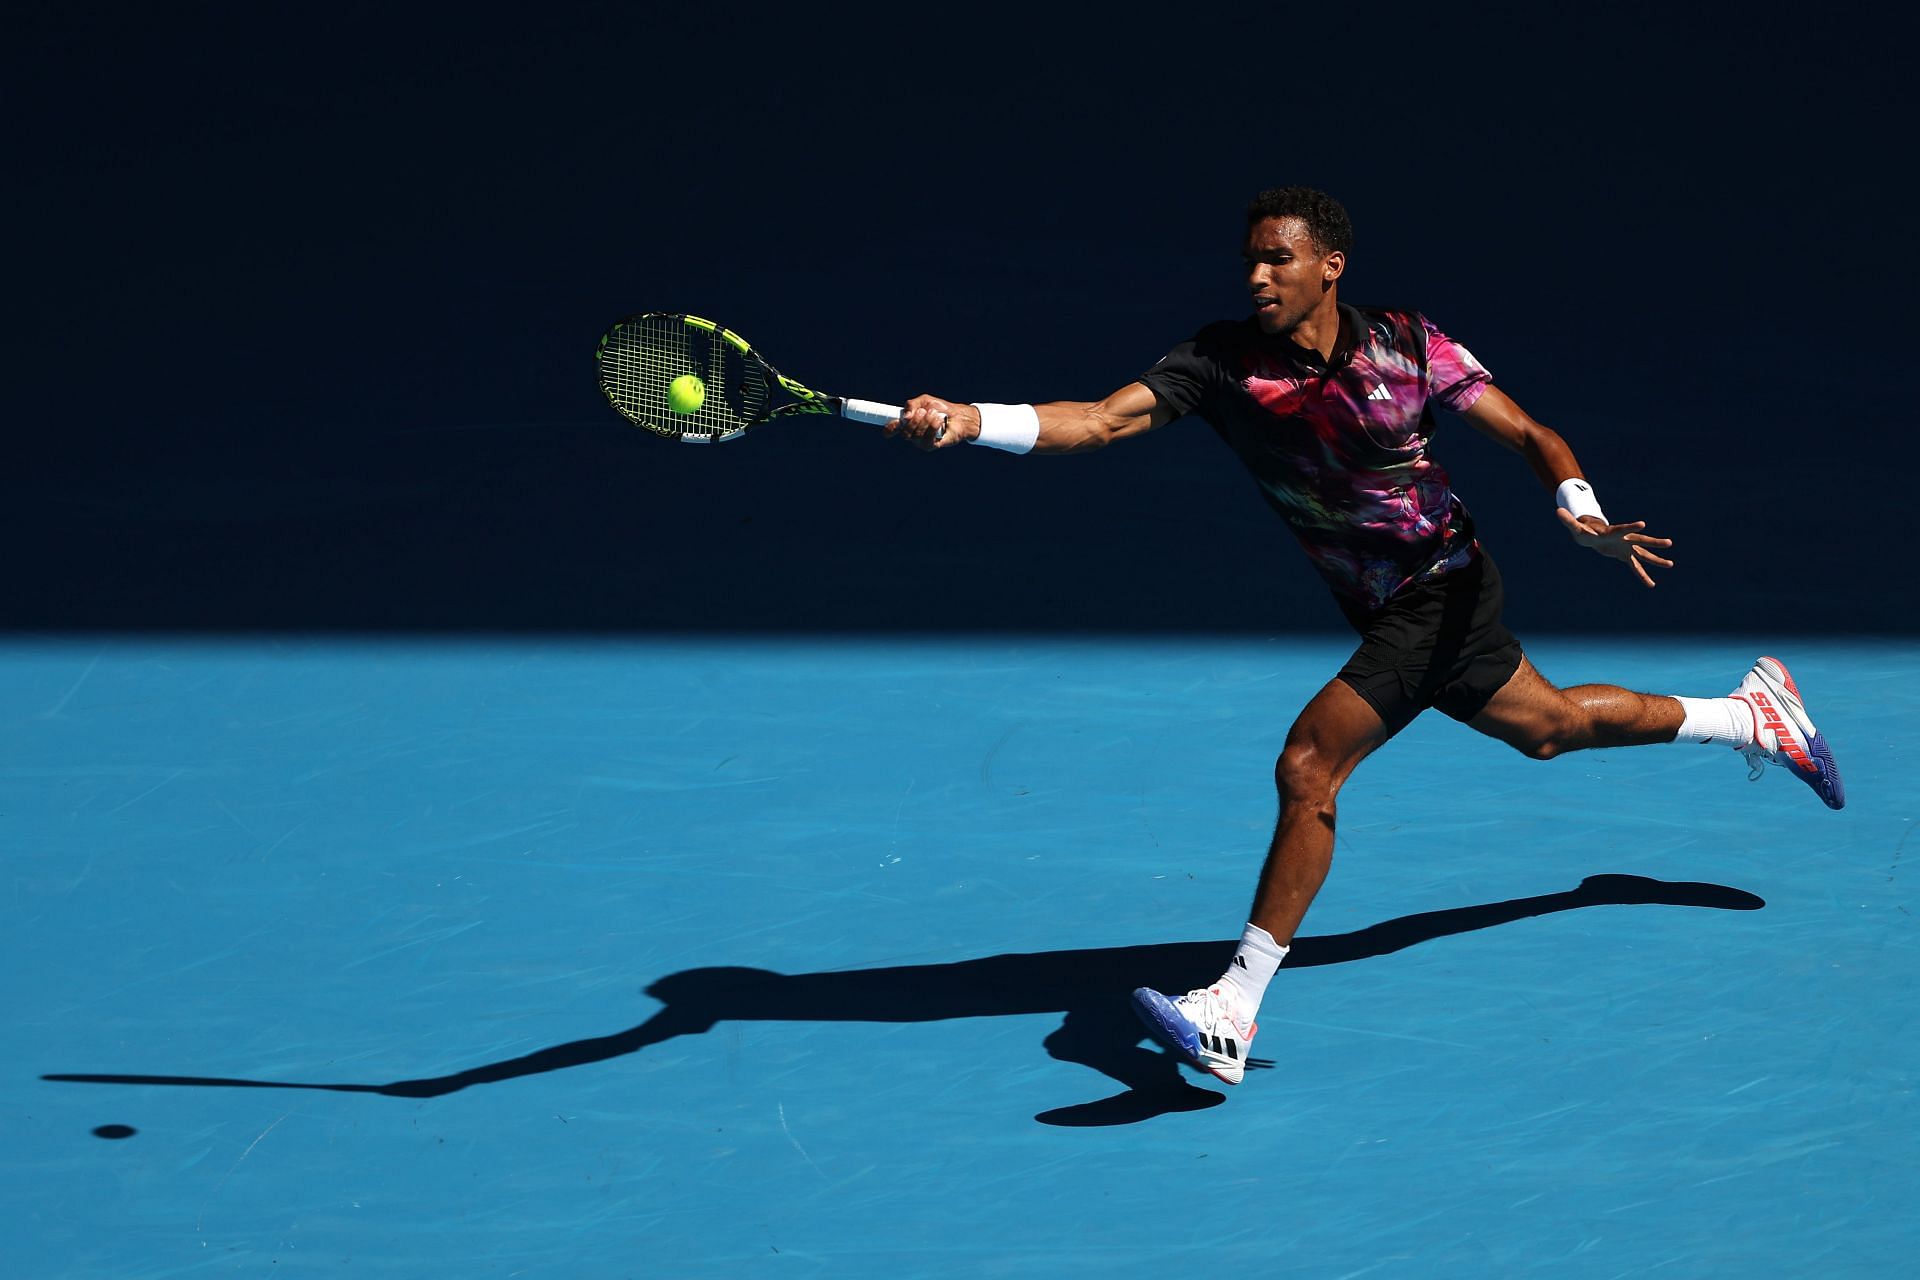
45, 874, 1761, 1127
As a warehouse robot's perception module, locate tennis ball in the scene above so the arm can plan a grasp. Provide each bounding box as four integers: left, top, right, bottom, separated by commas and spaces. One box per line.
666, 373, 706, 415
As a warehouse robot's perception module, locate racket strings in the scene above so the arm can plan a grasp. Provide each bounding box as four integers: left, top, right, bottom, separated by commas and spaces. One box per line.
599, 315, 769, 441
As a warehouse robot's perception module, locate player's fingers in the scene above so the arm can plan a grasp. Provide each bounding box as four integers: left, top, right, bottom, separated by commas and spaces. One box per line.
918, 400, 955, 430
1631, 557, 1656, 587
900, 408, 936, 441
904, 407, 943, 446
1634, 545, 1676, 568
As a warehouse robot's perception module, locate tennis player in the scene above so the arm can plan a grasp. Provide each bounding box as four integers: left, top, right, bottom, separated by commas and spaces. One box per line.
886, 186, 1845, 1087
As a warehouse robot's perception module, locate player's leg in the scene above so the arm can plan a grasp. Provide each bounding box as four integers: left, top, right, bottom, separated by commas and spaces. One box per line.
1132, 678, 1396, 1085
1464, 656, 1681, 758
1247, 677, 1395, 945
1466, 654, 1844, 809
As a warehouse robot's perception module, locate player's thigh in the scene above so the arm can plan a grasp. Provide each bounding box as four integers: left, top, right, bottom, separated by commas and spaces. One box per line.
1283, 677, 1396, 790
1465, 655, 1576, 753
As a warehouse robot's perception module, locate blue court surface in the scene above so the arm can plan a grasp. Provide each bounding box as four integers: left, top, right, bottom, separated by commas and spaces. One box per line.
7, 635, 1915, 1277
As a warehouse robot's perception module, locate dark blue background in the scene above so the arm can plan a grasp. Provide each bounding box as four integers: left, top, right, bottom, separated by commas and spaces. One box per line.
8, 3, 1906, 633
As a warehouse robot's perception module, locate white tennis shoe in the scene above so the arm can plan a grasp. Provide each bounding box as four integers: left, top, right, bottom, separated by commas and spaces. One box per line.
1730, 656, 1845, 810
1131, 985, 1258, 1085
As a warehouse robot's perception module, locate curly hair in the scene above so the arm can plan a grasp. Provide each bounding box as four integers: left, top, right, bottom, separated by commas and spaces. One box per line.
1245, 187, 1353, 258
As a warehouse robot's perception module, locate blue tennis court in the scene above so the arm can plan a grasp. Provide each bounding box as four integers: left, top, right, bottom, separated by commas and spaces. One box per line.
7, 635, 1914, 1276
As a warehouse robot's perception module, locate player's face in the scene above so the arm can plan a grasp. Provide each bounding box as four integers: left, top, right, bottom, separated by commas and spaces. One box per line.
1243, 217, 1343, 335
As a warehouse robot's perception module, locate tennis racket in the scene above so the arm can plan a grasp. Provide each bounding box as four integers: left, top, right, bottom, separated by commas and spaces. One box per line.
595, 311, 940, 444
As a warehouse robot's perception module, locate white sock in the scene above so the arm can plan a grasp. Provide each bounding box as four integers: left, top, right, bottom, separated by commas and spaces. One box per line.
1216, 923, 1289, 1018
1673, 695, 1755, 747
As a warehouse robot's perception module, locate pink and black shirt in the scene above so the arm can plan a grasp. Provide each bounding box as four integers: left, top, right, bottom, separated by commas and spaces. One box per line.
1139, 304, 1494, 613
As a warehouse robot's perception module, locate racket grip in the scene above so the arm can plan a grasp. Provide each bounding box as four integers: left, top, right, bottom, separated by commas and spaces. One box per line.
839, 398, 902, 425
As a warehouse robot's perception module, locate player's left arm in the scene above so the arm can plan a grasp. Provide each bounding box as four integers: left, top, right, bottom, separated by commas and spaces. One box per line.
1460, 385, 1675, 588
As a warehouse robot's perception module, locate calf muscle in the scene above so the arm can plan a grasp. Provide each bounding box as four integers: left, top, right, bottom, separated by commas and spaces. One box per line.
1472, 658, 1683, 759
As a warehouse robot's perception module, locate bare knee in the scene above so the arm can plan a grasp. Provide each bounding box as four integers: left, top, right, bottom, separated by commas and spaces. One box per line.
1476, 691, 1590, 760
1508, 708, 1595, 760
1472, 658, 1610, 761
1517, 736, 1566, 761
1275, 741, 1342, 817
1271, 680, 1389, 821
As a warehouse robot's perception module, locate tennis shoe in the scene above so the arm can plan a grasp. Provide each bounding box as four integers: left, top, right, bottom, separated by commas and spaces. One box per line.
1730, 656, 1844, 810
1131, 985, 1257, 1085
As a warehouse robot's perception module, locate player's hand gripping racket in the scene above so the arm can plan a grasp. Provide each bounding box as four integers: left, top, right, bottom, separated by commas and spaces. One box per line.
595, 312, 941, 444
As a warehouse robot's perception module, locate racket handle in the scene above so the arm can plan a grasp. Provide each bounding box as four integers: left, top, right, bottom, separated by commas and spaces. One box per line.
840, 397, 948, 441
839, 398, 902, 425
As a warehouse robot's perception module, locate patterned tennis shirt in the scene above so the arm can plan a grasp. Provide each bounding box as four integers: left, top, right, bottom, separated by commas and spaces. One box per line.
1139, 303, 1493, 613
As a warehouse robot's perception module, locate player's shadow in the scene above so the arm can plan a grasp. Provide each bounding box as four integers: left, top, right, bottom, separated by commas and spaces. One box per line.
45, 874, 1761, 1127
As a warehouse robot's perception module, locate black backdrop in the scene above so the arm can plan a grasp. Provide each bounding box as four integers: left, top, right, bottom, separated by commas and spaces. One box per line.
8, 3, 1909, 633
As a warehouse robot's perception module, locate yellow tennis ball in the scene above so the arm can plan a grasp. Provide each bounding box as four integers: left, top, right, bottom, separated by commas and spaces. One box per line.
666, 373, 706, 415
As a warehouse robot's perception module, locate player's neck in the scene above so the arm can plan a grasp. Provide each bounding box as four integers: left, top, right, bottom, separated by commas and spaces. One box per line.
1285, 295, 1344, 362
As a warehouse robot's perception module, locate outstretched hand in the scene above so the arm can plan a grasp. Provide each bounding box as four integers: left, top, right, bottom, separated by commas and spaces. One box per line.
883, 395, 978, 451
1557, 509, 1674, 588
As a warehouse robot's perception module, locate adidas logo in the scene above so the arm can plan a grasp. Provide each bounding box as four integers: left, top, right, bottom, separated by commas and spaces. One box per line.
1200, 1033, 1241, 1060
1366, 383, 1392, 402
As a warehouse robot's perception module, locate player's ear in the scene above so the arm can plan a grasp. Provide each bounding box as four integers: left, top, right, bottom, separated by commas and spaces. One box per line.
1322, 250, 1346, 284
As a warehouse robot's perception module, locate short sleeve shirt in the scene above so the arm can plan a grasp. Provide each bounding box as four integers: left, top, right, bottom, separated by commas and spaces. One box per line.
1139, 303, 1493, 612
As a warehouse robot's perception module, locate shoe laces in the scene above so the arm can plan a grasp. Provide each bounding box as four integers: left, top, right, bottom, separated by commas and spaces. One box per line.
1731, 694, 1775, 781
1180, 986, 1248, 1033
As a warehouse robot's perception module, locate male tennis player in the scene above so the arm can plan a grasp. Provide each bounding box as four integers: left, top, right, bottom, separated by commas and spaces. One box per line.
886, 186, 1845, 1088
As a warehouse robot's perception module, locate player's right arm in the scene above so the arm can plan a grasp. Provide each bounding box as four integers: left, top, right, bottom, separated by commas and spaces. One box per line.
887, 381, 1173, 454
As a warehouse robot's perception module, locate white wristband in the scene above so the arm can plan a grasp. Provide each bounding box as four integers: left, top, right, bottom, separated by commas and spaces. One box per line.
1555, 477, 1608, 524
971, 403, 1039, 454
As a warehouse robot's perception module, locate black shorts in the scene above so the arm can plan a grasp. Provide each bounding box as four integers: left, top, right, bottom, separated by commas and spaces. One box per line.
1334, 552, 1524, 734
